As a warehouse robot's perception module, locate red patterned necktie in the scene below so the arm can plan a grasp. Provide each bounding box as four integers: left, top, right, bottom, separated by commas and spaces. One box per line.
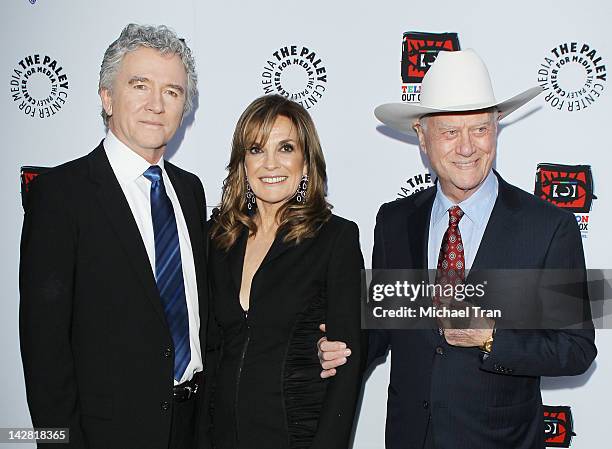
434, 206, 466, 309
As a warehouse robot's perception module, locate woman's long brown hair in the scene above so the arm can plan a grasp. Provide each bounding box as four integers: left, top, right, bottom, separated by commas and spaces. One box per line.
210, 95, 332, 251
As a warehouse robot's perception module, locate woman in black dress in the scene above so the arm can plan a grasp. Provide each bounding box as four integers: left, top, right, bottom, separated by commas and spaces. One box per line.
207, 95, 364, 449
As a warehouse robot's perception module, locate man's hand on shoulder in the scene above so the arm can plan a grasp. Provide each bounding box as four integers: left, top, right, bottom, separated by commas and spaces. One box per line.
317, 324, 351, 378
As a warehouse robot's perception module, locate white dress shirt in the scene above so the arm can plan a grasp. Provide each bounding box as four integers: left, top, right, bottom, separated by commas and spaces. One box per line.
104, 130, 203, 384
428, 170, 499, 271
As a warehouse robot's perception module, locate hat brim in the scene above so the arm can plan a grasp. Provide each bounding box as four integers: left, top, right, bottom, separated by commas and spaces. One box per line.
374, 86, 544, 135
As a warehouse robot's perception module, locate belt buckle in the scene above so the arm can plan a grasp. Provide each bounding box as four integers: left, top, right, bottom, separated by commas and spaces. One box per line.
190, 380, 199, 396
184, 384, 194, 400
175, 378, 199, 401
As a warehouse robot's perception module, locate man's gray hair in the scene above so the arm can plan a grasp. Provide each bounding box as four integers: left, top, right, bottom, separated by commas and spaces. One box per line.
98, 23, 198, 127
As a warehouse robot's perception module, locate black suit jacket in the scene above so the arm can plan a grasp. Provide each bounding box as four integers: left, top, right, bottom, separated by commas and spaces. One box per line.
207, 215, 365, 449
369, 172, 596, 449
19, 142, 209, 449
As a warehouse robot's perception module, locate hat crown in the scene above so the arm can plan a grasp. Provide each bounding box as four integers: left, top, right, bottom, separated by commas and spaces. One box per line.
420, 49, 497, 110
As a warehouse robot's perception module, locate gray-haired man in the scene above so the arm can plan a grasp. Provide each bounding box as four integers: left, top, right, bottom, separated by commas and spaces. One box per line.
20, 24, 208, 449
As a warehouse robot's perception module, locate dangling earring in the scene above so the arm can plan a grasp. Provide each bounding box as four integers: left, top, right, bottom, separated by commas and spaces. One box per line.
245, 180, 256, 210
296, 174, 309, 203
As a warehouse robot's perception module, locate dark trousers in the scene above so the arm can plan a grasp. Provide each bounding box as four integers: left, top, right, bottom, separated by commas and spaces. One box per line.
169, 397, 197, 449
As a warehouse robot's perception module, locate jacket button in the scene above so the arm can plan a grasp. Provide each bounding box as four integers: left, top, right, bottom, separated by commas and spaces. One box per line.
423, 400, 429, 409
435, 346, 444, 355
164, 348, 172, 358
161, 401, 170, 411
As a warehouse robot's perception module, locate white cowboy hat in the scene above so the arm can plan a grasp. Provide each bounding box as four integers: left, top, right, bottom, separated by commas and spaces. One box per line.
374, 49, 543, 135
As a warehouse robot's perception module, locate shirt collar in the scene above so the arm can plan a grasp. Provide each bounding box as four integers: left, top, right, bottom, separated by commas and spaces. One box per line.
431, 170, 498, 227
103, 130, 165, 184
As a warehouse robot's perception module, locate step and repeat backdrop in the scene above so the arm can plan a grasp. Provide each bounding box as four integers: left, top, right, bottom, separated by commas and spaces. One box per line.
2, 0, 610, 447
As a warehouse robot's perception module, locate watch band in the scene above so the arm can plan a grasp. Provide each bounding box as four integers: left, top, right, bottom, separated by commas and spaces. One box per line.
480, 328, 496, 353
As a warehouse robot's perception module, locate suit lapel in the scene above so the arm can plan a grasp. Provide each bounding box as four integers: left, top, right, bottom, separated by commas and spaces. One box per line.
225, 225, 294, 294
165, 162, 205, 277
260, 228, 294, 268
227, 227, 248, 296
88, 143, 167, 327
399, 188, 438, 341
165, 163, 210, 348
468, 172, 521, 274
252, 229, 309, 307
378, 183, 434, 340
409, 187, 436, 270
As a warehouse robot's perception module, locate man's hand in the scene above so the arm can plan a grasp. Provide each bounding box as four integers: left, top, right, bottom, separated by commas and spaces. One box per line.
437, 297, 495, 348
317, 324, 351, 378
443, 327, 493, 347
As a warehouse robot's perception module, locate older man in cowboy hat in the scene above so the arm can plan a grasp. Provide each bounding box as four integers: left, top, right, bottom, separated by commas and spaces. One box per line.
318, 49, 596, 449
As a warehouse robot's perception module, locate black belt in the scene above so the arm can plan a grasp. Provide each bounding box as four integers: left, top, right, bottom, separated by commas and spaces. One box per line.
173, 371, 203, 402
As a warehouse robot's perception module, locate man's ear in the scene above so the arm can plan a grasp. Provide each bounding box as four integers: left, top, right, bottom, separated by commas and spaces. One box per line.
413, 120, 427, 154
100, 88, 112, 117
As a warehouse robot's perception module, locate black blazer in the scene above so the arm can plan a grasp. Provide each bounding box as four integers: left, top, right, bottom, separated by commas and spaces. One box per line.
19, 142, 209, 449
207, 215, 365, 449
369, 172, 596, 449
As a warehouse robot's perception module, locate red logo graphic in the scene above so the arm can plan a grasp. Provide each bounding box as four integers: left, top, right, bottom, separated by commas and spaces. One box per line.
20, 166, 51, 209
543, 405, 574, 447
401, 32, 460, 83
534, 163, 595, 213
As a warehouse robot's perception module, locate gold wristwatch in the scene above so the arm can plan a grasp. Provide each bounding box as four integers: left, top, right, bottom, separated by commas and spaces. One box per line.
480, 329, 495, 353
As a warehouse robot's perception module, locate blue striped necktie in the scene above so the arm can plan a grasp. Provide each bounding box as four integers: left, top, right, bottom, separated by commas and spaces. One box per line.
143, 166, 190, 382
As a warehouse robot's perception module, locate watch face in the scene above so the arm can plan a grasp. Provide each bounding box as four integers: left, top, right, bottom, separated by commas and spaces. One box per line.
481, 338, 493, 353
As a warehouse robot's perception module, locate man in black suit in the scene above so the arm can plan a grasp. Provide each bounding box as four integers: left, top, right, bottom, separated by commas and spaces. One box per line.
318, 50, 596, 448
20, 24, 208, 449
